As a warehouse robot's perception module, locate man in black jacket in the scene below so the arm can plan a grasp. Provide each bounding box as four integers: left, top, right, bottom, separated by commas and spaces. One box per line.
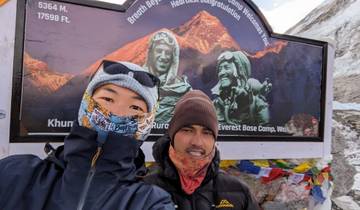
144, 90, 260, 210
0, 60, 174, 210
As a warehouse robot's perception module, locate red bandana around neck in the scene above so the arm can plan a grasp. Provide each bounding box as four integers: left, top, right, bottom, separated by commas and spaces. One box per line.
168, 144, 215, 194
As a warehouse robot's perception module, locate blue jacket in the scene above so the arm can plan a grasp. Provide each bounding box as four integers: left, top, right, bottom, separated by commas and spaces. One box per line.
0, 123, 175, 210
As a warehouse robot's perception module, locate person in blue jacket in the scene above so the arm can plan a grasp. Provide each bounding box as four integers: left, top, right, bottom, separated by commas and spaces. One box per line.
0, 60, 175, 210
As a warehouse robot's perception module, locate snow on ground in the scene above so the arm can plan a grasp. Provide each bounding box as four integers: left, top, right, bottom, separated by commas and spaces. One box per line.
333, 101, 360, 111
333, 196, 360, 210
333, 118, 360, 191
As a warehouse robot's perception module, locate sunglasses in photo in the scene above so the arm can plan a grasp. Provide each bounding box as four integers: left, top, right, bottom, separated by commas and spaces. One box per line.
92, 60, 160, 88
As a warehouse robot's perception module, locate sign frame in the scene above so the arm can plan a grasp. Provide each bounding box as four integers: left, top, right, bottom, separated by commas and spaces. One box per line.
10, 0, 331, 145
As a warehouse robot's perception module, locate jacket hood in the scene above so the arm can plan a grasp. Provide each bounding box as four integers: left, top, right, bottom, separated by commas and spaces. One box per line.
62, 122, 146, 180
152, 135, 220, 181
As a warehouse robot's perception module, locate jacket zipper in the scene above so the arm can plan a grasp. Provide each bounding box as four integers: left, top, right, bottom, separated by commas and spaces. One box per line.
76, 146, 102, 210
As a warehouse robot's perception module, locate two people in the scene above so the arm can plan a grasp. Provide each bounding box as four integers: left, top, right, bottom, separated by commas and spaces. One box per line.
145, 30, 271, 126
0, 59, 259, 209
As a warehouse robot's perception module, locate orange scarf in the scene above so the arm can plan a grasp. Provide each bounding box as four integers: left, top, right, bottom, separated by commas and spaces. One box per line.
168, 145, 215, 194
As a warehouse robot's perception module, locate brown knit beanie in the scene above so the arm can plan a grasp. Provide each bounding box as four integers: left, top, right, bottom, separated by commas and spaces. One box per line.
168, 90, 218, 142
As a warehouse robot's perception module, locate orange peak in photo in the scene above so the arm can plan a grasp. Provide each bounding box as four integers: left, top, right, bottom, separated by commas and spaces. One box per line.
23, 52, 74, 95
82, 10, 241, 76
0, 0, 9, 7
249, 41, 288, 59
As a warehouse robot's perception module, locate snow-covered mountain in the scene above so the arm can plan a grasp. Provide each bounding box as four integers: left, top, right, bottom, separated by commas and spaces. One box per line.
172, 10, 240, 54
287, 0, 360, 77
286, 0, 360, 208
287, 0, 360, 103
82, 10, 241, 76
23, 52, 73, 95
81, 10, 288, 78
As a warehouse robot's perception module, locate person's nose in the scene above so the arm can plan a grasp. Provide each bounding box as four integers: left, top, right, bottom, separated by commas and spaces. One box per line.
218, 67, 227, 77
113, 110, 126, 117
111, 106, 129, 117
190, 132, 205, 147
159, 50, 167, 59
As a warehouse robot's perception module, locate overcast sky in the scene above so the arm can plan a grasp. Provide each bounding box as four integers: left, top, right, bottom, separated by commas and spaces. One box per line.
253, 0, 326, 32
97, 0, 326, 33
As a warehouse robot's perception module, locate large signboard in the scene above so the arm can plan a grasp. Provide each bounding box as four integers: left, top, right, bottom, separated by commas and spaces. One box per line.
11, 0, 329, 143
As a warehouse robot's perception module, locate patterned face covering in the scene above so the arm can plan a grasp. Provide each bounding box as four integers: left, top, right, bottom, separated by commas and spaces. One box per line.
78, 91, 155, 143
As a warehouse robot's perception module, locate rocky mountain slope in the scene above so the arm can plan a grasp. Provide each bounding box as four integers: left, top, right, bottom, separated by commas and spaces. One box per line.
286, 0, 360, 208
287, 0, 360, 103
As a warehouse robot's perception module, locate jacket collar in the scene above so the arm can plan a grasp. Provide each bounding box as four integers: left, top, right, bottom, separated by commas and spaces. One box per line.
152, 135, 220, 183
62, 122, 145, 180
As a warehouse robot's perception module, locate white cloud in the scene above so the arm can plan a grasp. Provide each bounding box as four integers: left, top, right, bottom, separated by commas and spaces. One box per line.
272, 0, 283, 8
262, 0, 325, 33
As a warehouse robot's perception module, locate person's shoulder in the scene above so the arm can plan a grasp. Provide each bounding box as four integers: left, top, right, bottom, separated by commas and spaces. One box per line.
131, 180, 173, 203
174, 75, 191, 86
143, 172, 168, 188
217, 170, 249, 186
0, 154, 46, 190
129, 175, 166, 192
143, 171, 158, 181
216, 171, 261, 210
136, 182, 175, 210
0, 154, 43, 168
143, 181, 169, 194
216, 171, 252, 193
0, 154, 45, 175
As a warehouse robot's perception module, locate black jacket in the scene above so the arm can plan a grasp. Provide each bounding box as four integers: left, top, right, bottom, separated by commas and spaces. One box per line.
0, 123, 174, 210
143, 136, 260, 210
